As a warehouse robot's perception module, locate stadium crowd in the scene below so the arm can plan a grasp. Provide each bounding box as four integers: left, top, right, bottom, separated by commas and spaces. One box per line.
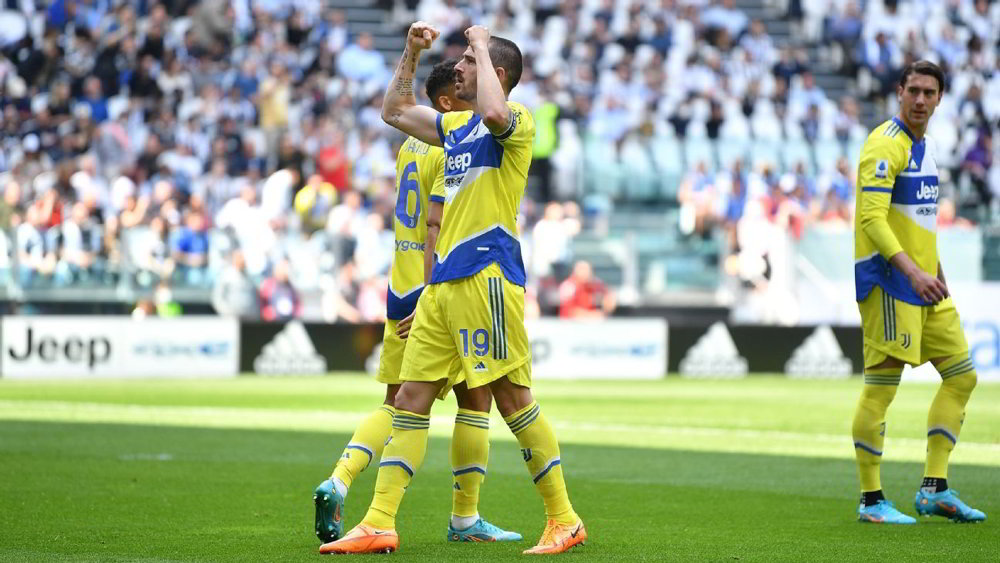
0, 0, 998, 320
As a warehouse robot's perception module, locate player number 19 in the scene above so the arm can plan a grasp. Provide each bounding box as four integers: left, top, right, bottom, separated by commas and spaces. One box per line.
458, 328, 489, 357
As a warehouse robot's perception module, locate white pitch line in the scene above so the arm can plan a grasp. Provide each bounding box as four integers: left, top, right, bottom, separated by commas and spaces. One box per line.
2, 400, 999, 457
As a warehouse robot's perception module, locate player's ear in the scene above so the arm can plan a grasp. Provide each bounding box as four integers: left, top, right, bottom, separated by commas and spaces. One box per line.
495, 66, 507, 91
438, 95, 452, 112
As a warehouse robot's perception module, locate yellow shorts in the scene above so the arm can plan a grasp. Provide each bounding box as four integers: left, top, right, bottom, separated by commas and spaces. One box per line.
376, 318, 462, 400
400, 263, 532, 393
858, 285, 968, 368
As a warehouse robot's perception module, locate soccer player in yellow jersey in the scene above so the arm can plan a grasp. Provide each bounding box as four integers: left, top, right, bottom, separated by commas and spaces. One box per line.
852, 61, 985, 524
314, 60, 520, 546
321, 23, 586, 555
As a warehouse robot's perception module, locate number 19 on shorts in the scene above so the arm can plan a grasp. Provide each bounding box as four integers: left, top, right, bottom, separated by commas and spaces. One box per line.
458, 328, 489, 357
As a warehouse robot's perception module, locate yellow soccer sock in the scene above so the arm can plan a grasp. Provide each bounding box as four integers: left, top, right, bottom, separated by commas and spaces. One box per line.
331, 405, 395, 489
925, 356, 977, 479
504, 401, 578, 525
852, 368, 901, 493
451, 409, 490, 519
362, 409, 430, 530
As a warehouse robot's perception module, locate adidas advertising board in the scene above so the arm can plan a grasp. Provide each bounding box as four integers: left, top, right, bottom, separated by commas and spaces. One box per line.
0, 316, 238, 378
240, 322, 382, 374
252, 321, 327, 375
667, 324, 864, 375
526, 318, 667, 379
784, 325, 852, 379
678, 322, 748, 378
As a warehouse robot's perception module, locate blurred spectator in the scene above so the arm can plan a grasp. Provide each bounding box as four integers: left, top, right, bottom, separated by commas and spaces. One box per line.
960, 130, 994, 209
171, 211, 209, 285
558, 261, 615, 319
336, 32, 389, 86
55, 201, 101, 285
861, 31, 903, 97
322, 259, 361, 323
259, 258, 300, 322
212, 250, 260, 320
133, 216, 174, 286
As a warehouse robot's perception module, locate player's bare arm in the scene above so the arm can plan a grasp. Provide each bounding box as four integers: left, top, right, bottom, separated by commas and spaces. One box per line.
889, 251, 948, 304
936, 260, 947, 287
395, 201, 442, 340
465, 26, 512, 135
381, 22, 443, 146
423, 201, 442, 286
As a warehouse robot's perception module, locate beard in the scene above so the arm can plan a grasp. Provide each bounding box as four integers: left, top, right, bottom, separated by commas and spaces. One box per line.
456, 81, 475, 101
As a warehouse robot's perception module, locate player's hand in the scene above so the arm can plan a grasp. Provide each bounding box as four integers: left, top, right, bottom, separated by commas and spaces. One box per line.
909, 269, 949, 304
406, 21, 438, 51
396, 311, 416, 339
465, 25, 490, 49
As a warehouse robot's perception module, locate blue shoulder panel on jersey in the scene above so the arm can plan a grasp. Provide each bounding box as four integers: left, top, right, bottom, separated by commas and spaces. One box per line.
430, 226, 526, 286
855, 254, 929, 306
890, 117, 916, 142
386, 286, 424, 320
444, 115, 484, 148
436, 114, 446, 145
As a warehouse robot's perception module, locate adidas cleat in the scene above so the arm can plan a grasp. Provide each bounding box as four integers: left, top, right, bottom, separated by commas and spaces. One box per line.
447, 518, 522, 542
319, 524, 399, 554
857, 500, 916, 524
523, 519, 586, 555
314, 480, 345, 543
915, 489, 986, 522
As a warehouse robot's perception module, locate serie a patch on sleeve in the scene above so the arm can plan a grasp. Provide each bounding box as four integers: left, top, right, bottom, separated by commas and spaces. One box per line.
875, 159, 889, 179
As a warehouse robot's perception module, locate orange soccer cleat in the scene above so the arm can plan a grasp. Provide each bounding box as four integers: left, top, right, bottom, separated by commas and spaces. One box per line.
318, 524, 399, 555
522, 519, 587, 555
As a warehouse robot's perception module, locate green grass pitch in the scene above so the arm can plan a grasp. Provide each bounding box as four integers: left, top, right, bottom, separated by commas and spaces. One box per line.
1, 375, 997, 562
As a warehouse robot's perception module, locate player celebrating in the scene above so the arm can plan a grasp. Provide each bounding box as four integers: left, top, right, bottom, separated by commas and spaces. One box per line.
852, 61, 985, 524
314, 59, 520, 545
320, 23, 586, 555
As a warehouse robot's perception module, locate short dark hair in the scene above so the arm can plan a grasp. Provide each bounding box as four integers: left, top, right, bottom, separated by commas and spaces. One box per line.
425, 58, 459, 107
488, 36, 522, 91
899, 60, 945, 93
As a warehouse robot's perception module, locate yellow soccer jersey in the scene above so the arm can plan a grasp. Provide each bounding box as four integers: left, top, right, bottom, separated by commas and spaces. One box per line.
430, 101, 534, 286
854, 116, 939, 305
387, 136, 445, 320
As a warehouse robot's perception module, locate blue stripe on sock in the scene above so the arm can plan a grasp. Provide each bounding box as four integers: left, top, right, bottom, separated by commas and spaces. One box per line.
452, 466, 487, 477
379, 459, 414, 476
532, 457, 561, 483
345, 443, 374, 459
854, 441, 883, 456
927, 427, 957, 444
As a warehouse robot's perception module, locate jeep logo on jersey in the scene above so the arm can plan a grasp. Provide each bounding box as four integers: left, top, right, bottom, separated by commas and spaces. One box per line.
916, 182, 938, 201
446, 152, 473, 172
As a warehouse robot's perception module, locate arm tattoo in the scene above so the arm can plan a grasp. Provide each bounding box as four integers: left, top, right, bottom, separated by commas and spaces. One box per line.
395, 78, 413, 97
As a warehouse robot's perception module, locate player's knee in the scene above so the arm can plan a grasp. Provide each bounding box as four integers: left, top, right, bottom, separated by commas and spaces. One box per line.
392, 381, 438, 415
489, 376, 533, 417
384, 384, 401, 406
454, 384, 492, 412
946, 370, 977, 395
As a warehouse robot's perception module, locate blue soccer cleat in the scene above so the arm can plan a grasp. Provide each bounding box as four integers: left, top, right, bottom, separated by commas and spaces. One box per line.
313, 479, 345, 542
447, 518, 523, 542
915, 489, 986, 522
858, 500, 916, 524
